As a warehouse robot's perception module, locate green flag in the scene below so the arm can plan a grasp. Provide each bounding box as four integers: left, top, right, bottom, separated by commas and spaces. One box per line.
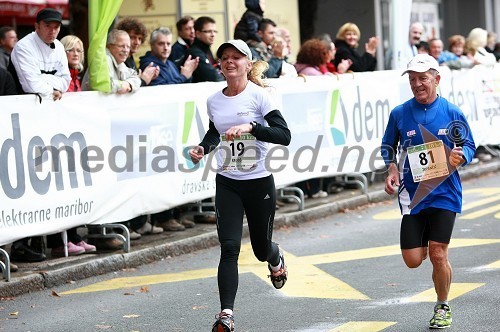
87, 0, 123, 92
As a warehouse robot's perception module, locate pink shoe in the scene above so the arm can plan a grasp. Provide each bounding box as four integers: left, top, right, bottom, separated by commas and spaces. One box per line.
51, 242, 85, 257
75, 241, 96, 253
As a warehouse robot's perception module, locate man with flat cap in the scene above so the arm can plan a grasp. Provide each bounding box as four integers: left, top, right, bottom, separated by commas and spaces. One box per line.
9, 7, 70, 100
8, 8, 71, 264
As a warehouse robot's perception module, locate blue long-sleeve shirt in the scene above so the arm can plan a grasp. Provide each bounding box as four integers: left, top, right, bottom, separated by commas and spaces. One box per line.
381, 96, 476, 215
139, 51, 191, 86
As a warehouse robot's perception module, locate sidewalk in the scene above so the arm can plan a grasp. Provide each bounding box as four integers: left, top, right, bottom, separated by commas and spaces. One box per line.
1, 160, 500, 297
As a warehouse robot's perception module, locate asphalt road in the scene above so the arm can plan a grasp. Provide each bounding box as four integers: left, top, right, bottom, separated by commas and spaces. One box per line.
1, 172, 499, 332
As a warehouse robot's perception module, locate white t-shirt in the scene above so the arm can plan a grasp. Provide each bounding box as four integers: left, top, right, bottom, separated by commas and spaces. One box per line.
207, 81, 276, 180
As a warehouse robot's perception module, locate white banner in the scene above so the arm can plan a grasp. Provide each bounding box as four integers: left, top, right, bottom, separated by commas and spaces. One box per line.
1, 65, 499, 245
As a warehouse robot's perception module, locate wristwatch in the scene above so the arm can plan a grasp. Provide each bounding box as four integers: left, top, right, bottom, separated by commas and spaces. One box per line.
250, 121, 257, 134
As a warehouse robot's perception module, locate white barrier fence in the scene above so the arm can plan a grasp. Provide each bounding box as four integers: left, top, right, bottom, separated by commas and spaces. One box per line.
1, 65, 499, 245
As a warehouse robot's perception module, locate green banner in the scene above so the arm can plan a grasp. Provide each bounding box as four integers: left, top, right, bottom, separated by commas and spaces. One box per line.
87, 0, 123, 92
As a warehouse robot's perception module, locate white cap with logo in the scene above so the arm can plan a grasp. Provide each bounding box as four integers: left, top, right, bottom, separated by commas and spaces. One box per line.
216, 39, 253, 61
402, 54, 440, 76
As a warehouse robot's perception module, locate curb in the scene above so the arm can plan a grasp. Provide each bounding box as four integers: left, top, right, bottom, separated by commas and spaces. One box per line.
1, 160, 499, 297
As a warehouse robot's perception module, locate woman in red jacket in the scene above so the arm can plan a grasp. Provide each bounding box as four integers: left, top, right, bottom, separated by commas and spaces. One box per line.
61, 35, 84, 92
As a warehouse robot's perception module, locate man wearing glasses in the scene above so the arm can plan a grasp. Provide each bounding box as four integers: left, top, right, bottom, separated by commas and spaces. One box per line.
187, 16, 225, 83
103, 29, 141, 94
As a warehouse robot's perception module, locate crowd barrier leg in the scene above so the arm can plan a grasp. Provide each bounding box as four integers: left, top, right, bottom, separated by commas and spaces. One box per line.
484, 145, 500, 157
0, 247, 11, 282
343, 173, 368, 194
277, 186, 305, 211
61, 230, 68, 257
86, 224, 130, 253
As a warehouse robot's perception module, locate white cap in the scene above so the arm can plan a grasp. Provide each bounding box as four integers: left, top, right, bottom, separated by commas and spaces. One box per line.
216, 39, 252, 60
401, 54, 440, 76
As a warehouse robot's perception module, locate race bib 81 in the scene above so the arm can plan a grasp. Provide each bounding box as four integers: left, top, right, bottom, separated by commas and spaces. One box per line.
407, 140, 449, 182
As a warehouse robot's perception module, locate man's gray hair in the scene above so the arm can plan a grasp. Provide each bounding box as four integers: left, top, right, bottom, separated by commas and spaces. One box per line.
150, 27, 172, 45
107, 29, 129, 46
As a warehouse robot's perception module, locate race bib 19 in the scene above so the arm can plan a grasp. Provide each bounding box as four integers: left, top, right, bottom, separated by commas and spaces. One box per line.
407, 140, 449, 182
219, 134, 257, 172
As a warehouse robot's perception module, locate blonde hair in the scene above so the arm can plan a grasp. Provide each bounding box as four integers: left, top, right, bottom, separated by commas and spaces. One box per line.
336, 22, 360, 48
248, 60, 269, 87
466, 27, 488, 53
60, 35, 84, 72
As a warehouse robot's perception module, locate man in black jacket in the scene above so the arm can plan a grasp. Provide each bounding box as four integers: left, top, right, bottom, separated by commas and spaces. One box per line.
187, 16, 225, 83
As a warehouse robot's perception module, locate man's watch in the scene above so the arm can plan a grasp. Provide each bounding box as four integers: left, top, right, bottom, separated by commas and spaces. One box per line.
250, 121, 257, 134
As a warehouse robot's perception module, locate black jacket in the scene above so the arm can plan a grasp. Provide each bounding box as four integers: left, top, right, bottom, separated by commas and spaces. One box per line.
187, 38, 225, 83
333, 39, 377, 72
0, 67, 18, 95
234, 0, 263, 42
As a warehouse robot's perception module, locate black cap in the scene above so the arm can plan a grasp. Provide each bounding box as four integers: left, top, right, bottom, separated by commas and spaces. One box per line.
36, 8, 62, 23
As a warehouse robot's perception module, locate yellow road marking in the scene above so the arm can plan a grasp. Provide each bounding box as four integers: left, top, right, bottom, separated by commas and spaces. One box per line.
61, 238, 500, 296
462, 194, 500, 211
460, 204, 500, 219
495, 212, 500, 219
448, 238, 500, 248
330, 321, 396, 332
238, 249, 369, 300
62, 268, 217, 294
463, 188, 500, 196
372, 209, 400, 220
373, 187, 500, 220
300, 238, 500, 265
408, 283, 485, 302
485, 260, 500, 269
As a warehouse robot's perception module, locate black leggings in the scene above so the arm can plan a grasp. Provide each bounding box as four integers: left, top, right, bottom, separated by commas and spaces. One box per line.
215, 173, 281, 311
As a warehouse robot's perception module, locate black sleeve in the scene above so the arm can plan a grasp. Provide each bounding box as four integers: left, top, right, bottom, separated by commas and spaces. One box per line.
199, 120, 221, 155
0, 68, 18, 95
252, 110, 291, 146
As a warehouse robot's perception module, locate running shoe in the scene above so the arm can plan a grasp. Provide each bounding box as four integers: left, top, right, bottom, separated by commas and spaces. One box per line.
211, 312, 234, 332
429, 304, 452, 329
268, 250, 287, 289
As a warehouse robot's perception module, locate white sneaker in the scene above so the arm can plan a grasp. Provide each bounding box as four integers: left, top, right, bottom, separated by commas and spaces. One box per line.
477, 153, 492, 162
129, 231, 142, 240
311, 190, 328, 198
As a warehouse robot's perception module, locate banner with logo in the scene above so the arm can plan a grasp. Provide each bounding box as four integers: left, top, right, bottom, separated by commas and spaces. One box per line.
1, 65, 498, 245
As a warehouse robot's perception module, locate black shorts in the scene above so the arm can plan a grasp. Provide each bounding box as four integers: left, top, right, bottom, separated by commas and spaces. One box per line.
400, 207, 456, 249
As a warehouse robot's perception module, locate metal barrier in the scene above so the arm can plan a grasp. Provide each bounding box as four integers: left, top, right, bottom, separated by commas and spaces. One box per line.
327, 173, 368, 194
277, 186, 305, 211
0, 247, 10, 282
342, 173, 368, 194
86, 224, 131, 253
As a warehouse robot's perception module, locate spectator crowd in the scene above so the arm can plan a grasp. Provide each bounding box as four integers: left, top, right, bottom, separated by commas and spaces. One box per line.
0, 2, 499, 273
